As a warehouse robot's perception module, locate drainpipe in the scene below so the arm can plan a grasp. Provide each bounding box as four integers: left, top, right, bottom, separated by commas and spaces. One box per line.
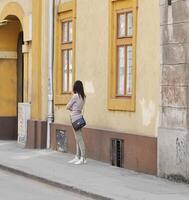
47, 0, 55, 148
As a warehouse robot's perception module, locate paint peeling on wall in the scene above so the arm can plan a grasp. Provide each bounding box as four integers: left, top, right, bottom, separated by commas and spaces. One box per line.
140, 99, 155, 127
84, 81, 95, 94
155, 111, 159, 137
176, 137, 185, 165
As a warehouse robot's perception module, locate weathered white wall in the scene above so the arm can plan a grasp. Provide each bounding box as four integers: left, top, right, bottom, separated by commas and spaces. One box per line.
158, 0, 189, 180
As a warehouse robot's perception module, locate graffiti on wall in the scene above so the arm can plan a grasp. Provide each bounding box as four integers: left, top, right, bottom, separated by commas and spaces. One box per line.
176, 137, 185, 165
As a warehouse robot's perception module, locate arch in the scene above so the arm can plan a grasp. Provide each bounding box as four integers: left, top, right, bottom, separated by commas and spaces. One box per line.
0, 2, 25, 140
0, 2, 24, 27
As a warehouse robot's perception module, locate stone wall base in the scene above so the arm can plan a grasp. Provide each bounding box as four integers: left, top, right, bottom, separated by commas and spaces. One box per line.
158, 128, 189, 180
26, 120, 47, 149
0, 117, 17, 140
50, 123, 157, 175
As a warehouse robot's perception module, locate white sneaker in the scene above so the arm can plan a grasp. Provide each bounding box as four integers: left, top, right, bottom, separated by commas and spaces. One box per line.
74, 157, 87, 165
68, 156, 80, 164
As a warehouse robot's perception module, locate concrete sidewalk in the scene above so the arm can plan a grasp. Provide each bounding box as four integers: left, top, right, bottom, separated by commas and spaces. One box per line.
0, 141, 189, 200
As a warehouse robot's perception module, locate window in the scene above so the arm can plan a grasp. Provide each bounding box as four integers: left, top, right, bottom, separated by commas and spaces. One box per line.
117, 12, 133, 97
62, 20, 73, 93
108, 0, 137, 111
55, 1, 76, 105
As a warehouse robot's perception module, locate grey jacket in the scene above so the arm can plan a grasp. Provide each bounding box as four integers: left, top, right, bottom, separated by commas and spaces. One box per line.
66, 93, 85, 123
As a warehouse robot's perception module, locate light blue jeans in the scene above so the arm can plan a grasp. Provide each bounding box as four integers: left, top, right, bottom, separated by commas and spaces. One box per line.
73, 129, 86, 158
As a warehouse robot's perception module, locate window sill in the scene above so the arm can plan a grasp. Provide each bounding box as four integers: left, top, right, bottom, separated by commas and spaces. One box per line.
54, 94, 72, 105
108, 97, 135, 111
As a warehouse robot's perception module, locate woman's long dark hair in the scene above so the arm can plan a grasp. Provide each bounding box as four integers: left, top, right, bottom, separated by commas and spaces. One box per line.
73, 80, 86, 100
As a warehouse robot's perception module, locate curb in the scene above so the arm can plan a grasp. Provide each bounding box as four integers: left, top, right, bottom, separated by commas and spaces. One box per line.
0, 164, 113, 200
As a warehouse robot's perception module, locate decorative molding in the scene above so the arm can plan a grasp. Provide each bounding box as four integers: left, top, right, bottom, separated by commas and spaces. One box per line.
0, 51, 17, 59
0, 2, 24, 27
22, 43, 29, 53
58, 1, 73, 13
23, 14, 32, 41
111, 0, 138, 7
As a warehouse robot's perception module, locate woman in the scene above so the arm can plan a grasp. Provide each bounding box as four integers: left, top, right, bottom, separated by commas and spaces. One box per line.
66, 80, 86, 165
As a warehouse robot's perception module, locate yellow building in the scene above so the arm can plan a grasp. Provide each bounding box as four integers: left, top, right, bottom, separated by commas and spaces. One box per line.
0, 0, 160, 175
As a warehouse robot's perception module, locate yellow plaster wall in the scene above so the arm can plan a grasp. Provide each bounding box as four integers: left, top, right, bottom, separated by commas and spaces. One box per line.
0, 0, 49, 121
0, 22, 21, 51
0, 0, 31, 15
31, 0, 42, 119
40, 0, 49, 120
0, 60, 17, 116
0, 1, 33, 117
55, 0, 160, 137
0, 0, 31, 34
0, 23, 20, 116
0, 0, 49, 122
31, 0, 49, 121
54, 0, 160, 137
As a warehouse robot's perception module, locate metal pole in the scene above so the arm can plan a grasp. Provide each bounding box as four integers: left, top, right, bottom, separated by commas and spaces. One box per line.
47, 0, 55, 148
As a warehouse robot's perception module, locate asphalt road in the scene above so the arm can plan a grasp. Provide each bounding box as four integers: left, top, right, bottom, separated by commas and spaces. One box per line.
0, 169, 93, 200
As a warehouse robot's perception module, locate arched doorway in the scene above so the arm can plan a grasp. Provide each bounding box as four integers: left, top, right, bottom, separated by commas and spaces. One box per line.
0, 15, 23, 139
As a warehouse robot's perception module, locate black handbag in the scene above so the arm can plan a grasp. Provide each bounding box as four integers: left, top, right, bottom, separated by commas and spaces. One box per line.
72, 116, 86, 131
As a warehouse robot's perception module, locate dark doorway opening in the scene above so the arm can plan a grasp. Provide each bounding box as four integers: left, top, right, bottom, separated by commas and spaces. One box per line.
0, 17, 23, 140
15, 31, 24, 140
17, 31, 24, 103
